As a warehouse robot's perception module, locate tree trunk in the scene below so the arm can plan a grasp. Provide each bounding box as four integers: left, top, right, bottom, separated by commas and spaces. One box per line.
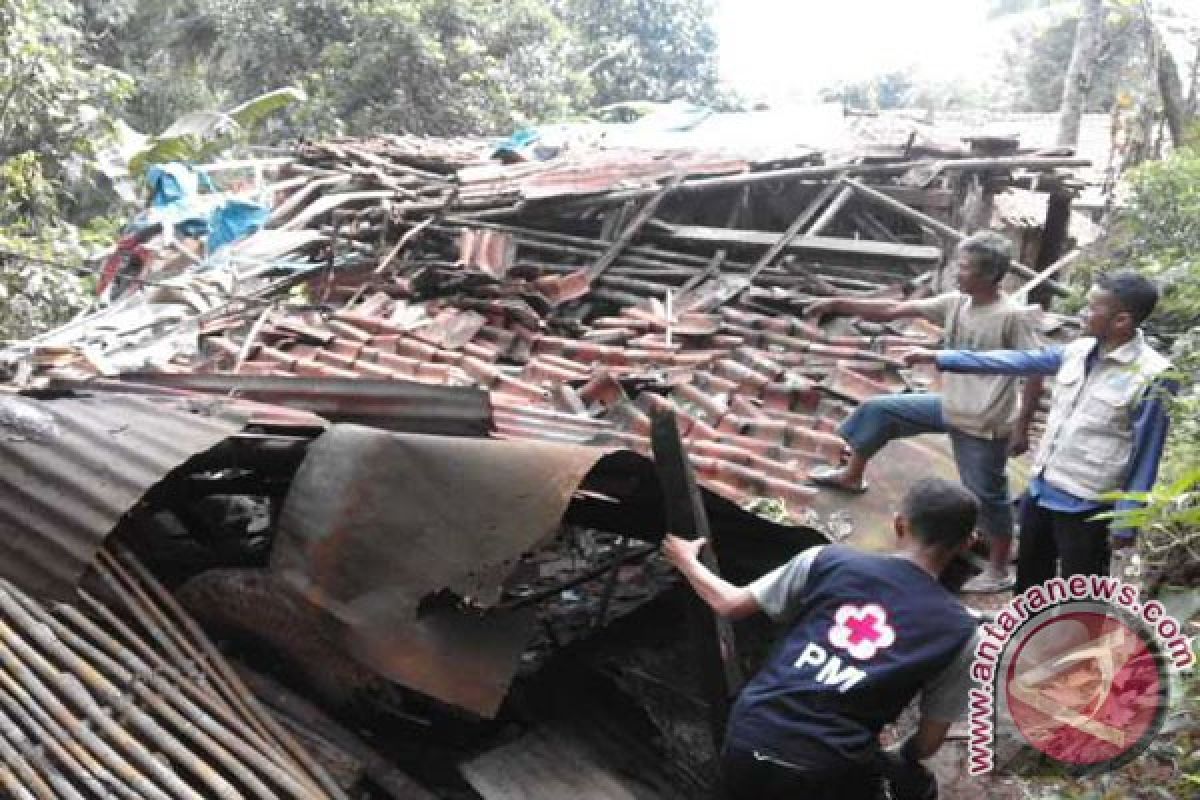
1124, 6, 1162, 167
1157, 27, 1189, 149
1056, 0, 1105, 148
1187, 37, 1200, 118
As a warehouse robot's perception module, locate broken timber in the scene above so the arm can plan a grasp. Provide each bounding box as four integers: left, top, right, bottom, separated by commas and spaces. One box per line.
651, 411, 742, 745
841, 178, 1069, 295
648, 223, 943, 264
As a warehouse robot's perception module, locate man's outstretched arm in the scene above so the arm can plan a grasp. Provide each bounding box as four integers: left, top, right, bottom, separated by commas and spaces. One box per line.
661, 535, 762, 620
903, 345, 1066, 376
807, 296, 940, 323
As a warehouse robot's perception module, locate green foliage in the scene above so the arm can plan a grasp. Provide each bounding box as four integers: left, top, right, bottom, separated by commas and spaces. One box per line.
128, 87, 307, 176
559, 0, 722, 109
0, 0, 134, 339
77, 0, 725, 138
1106, 145, 1200, 335
195, 0, 593, 136
1083, 134, 1200, 587
1, 0, 134, 229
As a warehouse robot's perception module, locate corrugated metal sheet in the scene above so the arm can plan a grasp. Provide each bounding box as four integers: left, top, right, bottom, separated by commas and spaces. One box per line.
268, 424, 825, 718
0, 392, 243, 600
118, 374, 492, 438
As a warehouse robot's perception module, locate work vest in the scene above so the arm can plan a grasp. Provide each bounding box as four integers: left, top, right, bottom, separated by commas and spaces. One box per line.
725, 546, 975, 769
1033, 332, 1171, 501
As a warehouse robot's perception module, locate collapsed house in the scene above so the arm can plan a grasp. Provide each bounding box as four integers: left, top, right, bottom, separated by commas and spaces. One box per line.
0, 110, 1090, 798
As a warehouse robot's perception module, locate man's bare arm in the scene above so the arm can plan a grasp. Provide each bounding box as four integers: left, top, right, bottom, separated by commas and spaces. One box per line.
1010, 376, 1045, 457
661, 535, 761, 620
807, 296, 933, 323
905, 717, 953, 761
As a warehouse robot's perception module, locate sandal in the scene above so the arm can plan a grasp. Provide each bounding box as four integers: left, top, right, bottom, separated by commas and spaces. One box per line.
808, 465, 869, 494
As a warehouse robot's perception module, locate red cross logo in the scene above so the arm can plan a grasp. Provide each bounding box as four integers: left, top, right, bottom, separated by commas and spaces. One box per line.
829, 604, 896, 660
845, 612, 883, 645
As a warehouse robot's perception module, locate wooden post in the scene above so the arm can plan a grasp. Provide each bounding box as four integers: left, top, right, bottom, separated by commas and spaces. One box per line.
1033, 189, 1074, 308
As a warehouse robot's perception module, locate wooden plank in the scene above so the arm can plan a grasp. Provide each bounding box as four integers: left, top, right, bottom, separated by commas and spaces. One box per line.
876, 185, 956, 210
650, 223, 943, 263
462, 725, 641, 800
651, 411, 742, 745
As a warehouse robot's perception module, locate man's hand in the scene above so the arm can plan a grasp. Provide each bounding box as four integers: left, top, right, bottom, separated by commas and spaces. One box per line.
806, 297, 839, 319
662, 534, 706, 570
900, 347, 939, 367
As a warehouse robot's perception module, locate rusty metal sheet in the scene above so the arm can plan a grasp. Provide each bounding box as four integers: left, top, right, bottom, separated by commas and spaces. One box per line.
270, 425, 648, 717
47, 376, 330, 430
0, 392, 243, 600
270, 425, 826, 717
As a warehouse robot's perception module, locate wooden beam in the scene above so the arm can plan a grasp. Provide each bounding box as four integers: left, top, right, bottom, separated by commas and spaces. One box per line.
650, 223, 943, 263
842, 178, 1069, 295
805, 186, 855, 237
587, 174, 684, 280
1013, 249, 1081, 304
555, 156, 1091, 209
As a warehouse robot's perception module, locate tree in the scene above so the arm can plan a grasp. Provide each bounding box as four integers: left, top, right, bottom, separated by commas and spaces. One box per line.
1057, 0, 1105, 146
87, 0, 603, 137
78, 0, 222, 135
0, 0, 132, 338
1, 0, 132, 229
1002, 12, 1138, 112
558, 0, 722, 108
1155, 22, 1190, 147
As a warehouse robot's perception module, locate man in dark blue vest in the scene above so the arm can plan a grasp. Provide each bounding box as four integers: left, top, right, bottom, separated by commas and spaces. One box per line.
663, 477, 980, 800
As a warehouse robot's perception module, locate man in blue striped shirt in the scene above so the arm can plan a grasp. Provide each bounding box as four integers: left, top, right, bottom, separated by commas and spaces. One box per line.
903, 272, 1174, 590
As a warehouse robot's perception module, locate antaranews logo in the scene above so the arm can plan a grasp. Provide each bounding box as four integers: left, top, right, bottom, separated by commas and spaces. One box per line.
967, 574, 1194, 776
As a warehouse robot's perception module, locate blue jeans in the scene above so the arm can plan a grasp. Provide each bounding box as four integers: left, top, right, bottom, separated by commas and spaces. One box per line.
838, 394, 1014, 539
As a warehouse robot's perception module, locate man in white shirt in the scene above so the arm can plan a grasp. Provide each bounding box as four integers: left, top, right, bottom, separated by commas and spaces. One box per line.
807, 231, 1044, 592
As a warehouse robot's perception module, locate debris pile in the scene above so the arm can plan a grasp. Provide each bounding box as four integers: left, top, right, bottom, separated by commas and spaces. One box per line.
4, 130, 1087, 520
0, 122, 1093, 797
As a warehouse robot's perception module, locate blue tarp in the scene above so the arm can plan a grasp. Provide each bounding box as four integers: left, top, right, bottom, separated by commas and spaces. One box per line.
207, 199, 271, 254
136, 163, 269, 255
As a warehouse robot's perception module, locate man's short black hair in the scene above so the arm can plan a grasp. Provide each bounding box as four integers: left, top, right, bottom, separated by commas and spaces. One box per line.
901, 478, 979, 551
1096, 270, 1159, 327
959, 231, 1011, 284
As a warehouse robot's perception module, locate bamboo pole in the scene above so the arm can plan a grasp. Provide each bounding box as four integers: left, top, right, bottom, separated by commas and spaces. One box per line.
0, 629, 177, 800
106, 549, 349, 800
0, 664, 125, 800
6, 587, 301, 800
